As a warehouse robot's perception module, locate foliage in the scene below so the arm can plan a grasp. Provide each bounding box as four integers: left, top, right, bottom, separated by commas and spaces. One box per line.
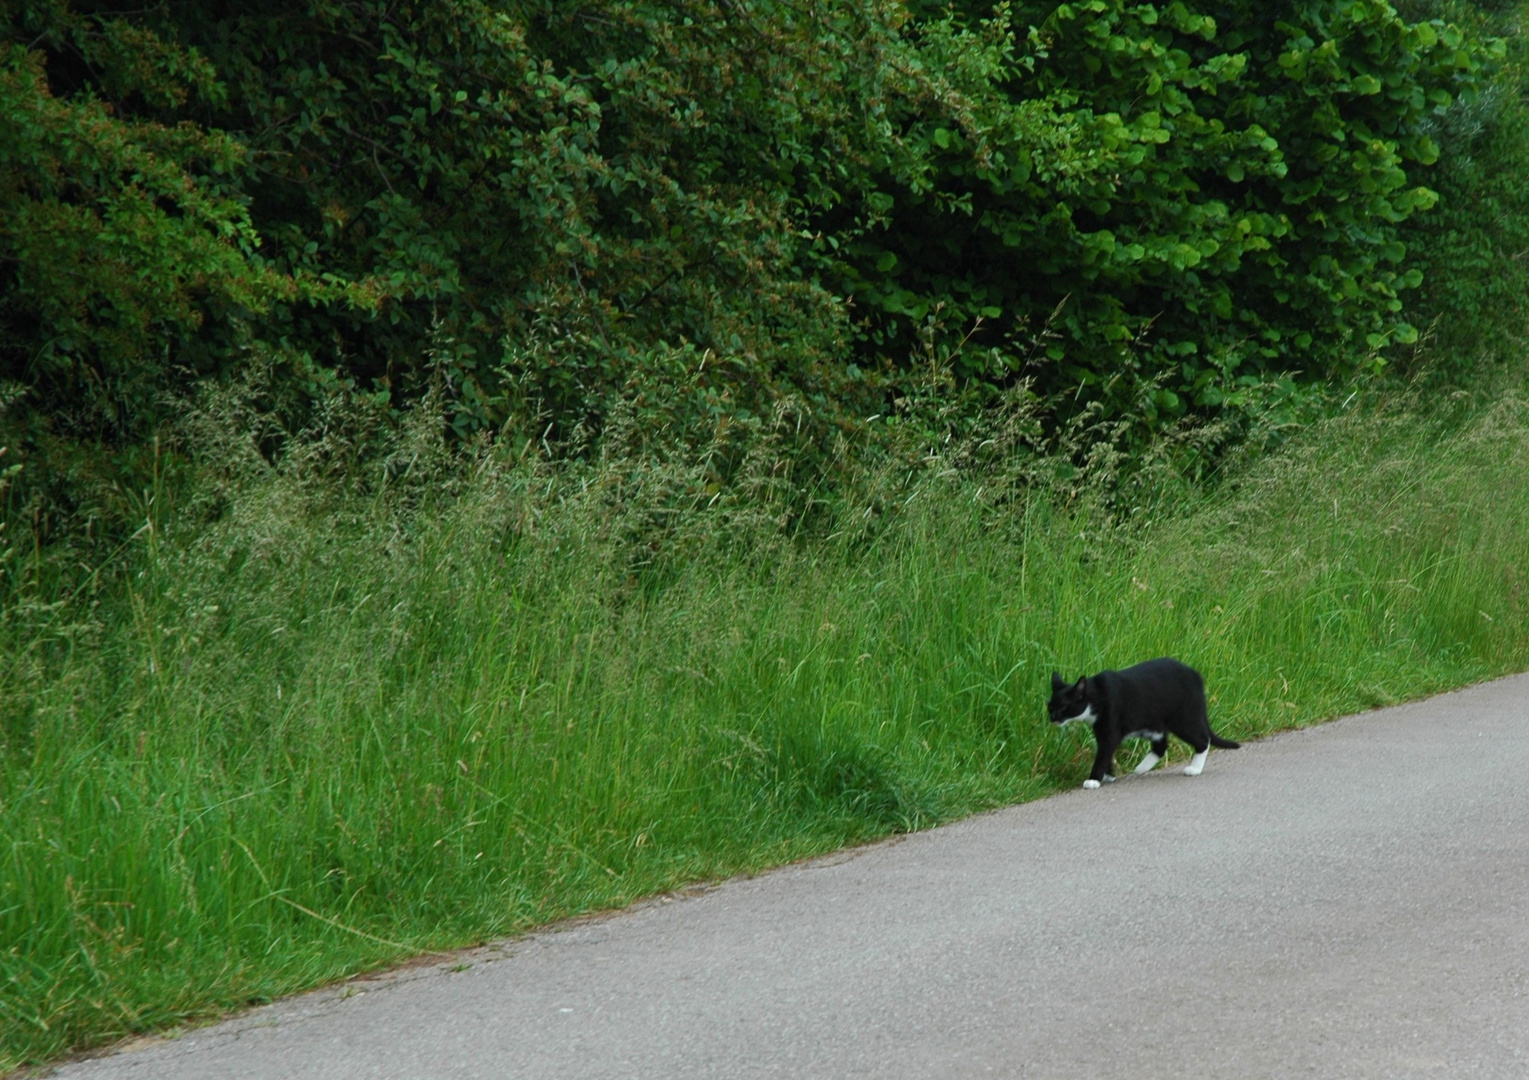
4, 3, 1512, 445
829, 0, 1496, 425
0, 0, 902, 496
1394, 0, 1529, 368
138, 0, 907, 443
0, 3, 303, 435
0, 0, 1522, 562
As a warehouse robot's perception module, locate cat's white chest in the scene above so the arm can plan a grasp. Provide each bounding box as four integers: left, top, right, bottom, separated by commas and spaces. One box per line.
1060, 705, 1097, 725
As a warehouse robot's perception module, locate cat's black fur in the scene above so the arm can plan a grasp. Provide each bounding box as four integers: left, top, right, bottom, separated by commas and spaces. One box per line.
1047, 657, 1239, 787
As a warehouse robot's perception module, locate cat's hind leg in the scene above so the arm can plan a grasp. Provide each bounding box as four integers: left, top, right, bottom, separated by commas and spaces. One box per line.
1183, 738, 1209, 776
1134, 736, 1169, 775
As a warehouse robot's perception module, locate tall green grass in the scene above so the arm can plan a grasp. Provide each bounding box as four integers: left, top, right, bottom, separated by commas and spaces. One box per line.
5, 389, 1529, 1068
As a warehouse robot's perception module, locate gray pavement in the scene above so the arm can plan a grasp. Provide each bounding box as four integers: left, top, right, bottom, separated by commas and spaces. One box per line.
49, 675, 1529, 1079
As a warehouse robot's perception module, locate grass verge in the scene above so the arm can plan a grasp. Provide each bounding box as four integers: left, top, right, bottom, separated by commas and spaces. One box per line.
4, 389, 1529, 1069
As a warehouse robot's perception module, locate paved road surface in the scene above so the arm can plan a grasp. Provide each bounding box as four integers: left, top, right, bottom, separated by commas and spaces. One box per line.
49, 676, 1529, 1078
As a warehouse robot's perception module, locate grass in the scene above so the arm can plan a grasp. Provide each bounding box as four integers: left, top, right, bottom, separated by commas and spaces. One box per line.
4, 387, 1529, 1069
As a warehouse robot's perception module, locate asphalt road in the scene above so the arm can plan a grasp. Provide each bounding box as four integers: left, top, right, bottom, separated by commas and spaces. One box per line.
49, 675, 1529, 1079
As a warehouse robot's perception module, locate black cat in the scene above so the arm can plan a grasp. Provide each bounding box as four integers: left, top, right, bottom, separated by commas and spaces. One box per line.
1048, 658, 1239, 789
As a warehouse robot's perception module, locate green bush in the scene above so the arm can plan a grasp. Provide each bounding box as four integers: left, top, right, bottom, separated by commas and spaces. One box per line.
1395, 0, 1529, 369
103, 0, 891, 439
0, 0, 1520, 559
0, 4, 299, 435
830, 0, 1496, 424
4, 2, 1509, 446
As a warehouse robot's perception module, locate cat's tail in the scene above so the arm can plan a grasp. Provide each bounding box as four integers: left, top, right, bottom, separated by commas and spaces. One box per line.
1209, 732, 1240, 749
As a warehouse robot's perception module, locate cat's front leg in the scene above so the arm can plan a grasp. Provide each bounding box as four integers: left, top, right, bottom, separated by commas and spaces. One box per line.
1084, 738, 1118, 789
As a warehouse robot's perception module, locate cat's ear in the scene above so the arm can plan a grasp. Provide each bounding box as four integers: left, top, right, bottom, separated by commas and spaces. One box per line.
1073, 676, 1086, 692
1050, 671, 1064, 690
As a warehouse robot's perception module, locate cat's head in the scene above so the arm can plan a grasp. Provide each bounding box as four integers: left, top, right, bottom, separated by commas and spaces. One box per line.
1047, 671, 1093, 725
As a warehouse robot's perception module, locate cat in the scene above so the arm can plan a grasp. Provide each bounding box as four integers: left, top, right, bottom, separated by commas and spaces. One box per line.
1048, 657, 1239, 789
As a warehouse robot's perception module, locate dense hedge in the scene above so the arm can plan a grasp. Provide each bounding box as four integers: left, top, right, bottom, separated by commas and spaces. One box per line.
1394, 0, 1529, 368
3, 1, 907, 451
0, 1, 1519, 473
841, 1, 1496, 421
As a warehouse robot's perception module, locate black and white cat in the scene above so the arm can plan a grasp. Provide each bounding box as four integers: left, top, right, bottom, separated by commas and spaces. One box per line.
1048, 658, 1239, 789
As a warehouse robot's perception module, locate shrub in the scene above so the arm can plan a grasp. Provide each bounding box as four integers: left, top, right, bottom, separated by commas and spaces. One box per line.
1394, 0, 1529, 370
0, 0, 1512, 549
827, 0, 1495, 427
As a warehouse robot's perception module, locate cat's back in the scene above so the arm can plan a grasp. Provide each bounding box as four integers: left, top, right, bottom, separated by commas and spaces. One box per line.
1119, 656, 1201, 685
1104, 657, 1204, 710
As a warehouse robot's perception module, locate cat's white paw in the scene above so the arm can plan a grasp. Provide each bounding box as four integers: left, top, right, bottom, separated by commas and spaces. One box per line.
1134, 752, 1161, 775
1184, 749, 1208, 776
1082, 779, 1101, 790
1182, 765, 1203, 776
